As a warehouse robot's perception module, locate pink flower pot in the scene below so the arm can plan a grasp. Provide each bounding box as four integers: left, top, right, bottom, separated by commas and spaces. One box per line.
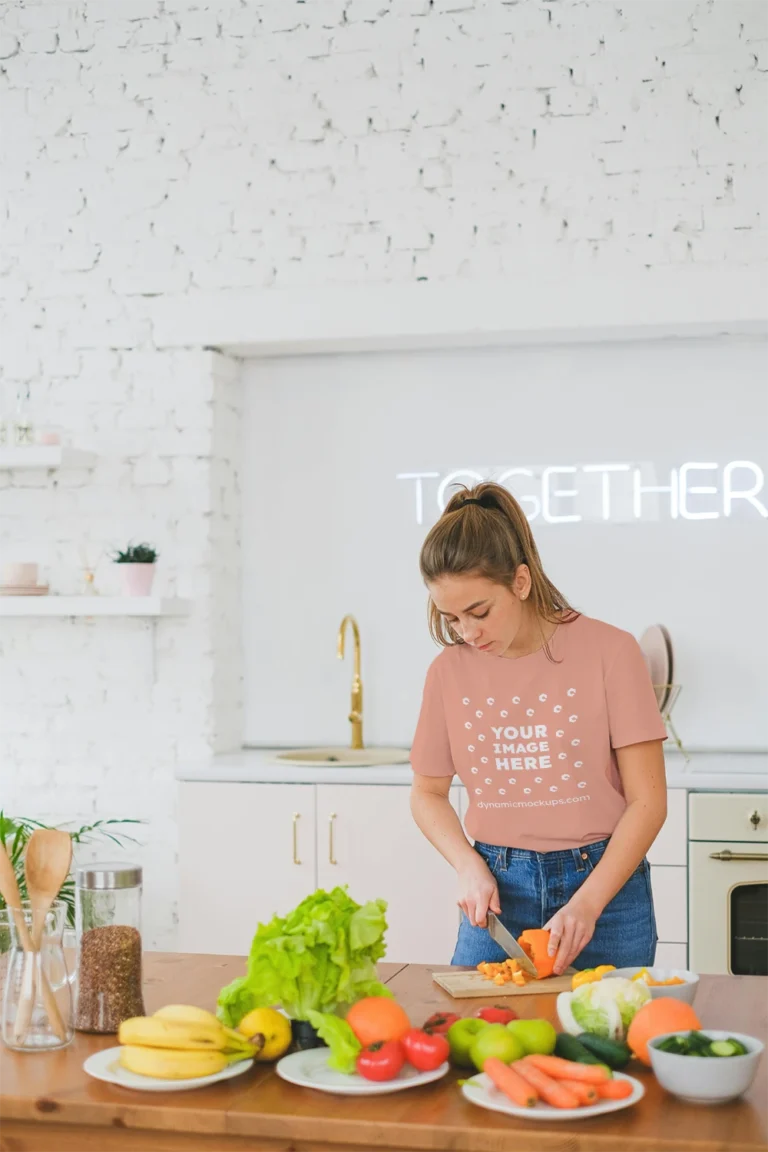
119, 564, 156, 597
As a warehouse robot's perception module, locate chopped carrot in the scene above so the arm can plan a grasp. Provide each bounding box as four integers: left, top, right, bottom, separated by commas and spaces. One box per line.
525, 1054, 610, 1083
559, 1079, 598, 1105
595, 1078, 634, 1100
515, 1059, 581, 1109
484, 1058, 538, 1108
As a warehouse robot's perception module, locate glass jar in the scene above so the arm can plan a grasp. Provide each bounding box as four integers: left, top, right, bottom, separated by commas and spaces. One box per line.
74, 862, 145, 1034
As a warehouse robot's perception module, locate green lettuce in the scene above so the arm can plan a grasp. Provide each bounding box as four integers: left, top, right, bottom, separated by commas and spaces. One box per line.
570, 978, 651, 1040
217, 887, 391, 1026
306, 1011, 362, 1074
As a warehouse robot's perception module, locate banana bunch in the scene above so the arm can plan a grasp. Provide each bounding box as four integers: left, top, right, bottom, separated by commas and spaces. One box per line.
118, 1004, 260, 1081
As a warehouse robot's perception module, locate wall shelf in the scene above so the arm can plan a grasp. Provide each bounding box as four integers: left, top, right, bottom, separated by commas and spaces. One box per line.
0, 446, 96, 470
0, 597, 191, 617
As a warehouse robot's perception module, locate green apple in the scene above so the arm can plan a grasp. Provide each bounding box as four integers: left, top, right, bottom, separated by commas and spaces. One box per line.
469, 1023, 525, 1071
506, 1018, 557, 1056
446, 1018, 488, 1067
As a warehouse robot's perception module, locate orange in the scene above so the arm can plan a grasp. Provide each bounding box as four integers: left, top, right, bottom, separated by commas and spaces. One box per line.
627, 998, 701, 1065
345, 996, 411, 1047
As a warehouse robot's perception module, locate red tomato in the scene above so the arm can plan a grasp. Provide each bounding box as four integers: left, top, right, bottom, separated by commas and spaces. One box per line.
422, 1011, 461, 1035
474, 1006, 518, 1025
356, 1040, 406, 1082
401, 1028, 450, 1072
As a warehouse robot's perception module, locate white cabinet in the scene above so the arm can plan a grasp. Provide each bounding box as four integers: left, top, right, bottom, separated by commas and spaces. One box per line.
179, 782, 316, 955
648, 789, 686, 866
316, 785, 462, 966
648, 789, 689, 966
179, 781, 464, 963
650, 865, 687, 943
654, 942, 688, 968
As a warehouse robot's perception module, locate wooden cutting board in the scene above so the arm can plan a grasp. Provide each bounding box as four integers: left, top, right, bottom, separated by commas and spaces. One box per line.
432, 969, 574, 998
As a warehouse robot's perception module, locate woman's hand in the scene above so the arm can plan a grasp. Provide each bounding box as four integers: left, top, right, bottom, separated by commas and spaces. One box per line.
544, 895, 600, 975
457, 855, 501, 928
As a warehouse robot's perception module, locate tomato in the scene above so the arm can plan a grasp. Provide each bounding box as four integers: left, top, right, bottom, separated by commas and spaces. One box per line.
346, 997, 411, 1047
422, 1011, 461, 1035
475, 1006, 518, 1025
356, 1040, 406, 1082
401, 1028, 450, 1072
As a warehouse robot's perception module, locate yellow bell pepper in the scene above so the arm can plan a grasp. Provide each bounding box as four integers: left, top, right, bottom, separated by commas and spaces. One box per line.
571, 964, 616, 990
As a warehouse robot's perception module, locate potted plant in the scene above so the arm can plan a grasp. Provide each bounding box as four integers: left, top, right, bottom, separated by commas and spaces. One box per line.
112, 542, 158, 597
0, 814, 142, 951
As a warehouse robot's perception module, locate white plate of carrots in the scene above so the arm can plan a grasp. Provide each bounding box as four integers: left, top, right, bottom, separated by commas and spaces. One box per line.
462, 1053, 645, 1121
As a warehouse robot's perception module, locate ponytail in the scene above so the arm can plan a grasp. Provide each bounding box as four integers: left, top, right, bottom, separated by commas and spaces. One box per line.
419, 481, 577, 650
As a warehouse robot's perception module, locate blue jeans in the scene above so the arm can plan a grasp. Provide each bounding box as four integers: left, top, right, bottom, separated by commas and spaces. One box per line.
452, 836, 657, 969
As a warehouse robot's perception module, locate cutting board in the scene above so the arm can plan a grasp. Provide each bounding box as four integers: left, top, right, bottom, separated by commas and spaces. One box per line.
432, 969, 575, 999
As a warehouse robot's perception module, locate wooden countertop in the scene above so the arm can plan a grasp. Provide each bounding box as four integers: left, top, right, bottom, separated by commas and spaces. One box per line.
1, 953, 766, 1152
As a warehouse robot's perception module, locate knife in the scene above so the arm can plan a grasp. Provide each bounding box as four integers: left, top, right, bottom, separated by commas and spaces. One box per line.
486, 913, 539, 978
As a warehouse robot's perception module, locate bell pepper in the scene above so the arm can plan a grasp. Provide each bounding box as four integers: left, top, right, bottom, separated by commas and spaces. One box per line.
571, 964, 616, 990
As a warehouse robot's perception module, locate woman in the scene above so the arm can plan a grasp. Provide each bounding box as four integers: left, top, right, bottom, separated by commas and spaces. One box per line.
410, 482, 667, 975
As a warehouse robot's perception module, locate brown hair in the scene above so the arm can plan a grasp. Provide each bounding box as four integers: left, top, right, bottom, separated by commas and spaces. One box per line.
419, 481, 578, 649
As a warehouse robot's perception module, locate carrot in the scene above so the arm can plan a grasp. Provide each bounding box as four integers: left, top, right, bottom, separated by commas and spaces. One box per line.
484, 1058, 538, 1108
515, 1058, 581, 1109
525, 1053, 611, 1083
595, 1078, 634, 1100
559, 1079, 598, 1105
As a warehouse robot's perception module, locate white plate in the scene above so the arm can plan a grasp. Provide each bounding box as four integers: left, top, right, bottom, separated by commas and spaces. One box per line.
276, 1048, 449, 1096
462, 1070, 645, 1121
83, 1047, 254, 1092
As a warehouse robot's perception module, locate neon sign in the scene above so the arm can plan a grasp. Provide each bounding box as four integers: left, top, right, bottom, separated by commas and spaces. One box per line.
396, 462, 768, 525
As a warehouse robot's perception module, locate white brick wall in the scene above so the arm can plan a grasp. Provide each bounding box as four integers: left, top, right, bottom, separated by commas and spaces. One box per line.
1, 0, 765, 948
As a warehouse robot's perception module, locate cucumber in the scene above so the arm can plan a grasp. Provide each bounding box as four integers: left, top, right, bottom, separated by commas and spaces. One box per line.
576, 1032, 631, 1070
554, 1034, 608, 1066
709, 1040, 745, 1057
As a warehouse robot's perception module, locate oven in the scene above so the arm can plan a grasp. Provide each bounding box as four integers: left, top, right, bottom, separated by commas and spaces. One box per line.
689, 792, 768, 976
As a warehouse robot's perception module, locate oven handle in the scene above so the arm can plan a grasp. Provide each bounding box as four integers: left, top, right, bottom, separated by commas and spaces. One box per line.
709, 850, 768, 862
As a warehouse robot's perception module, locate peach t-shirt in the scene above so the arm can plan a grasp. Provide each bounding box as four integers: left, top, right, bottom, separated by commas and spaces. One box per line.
411, 615, 666, 852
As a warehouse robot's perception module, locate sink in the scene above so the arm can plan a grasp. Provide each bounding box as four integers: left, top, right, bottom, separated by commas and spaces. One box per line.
274, 747, 411, 768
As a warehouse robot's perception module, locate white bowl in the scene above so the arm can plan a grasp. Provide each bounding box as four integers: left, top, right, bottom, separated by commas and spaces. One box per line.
649, 1030, 764, 1105
605, 967, 699, 1005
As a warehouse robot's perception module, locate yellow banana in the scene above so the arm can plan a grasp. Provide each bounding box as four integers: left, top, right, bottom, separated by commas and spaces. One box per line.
118, 1016, 255, 1055
154, 1004, 222, 1029
119, 1044, 247, 1080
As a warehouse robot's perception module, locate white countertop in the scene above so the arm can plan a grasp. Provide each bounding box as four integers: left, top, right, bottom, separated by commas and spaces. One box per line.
178, 748, 768, 792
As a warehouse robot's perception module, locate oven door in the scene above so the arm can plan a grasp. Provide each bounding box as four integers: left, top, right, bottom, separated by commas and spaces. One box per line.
689, 841, 768, 975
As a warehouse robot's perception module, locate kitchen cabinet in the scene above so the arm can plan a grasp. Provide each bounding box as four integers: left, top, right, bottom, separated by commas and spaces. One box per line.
650, 864, 688, 944
179, 781, 463, 963
179, 782, 316, 956
654, 942, 688, 968
316, 785, 462, 965
647, 788, 686, 866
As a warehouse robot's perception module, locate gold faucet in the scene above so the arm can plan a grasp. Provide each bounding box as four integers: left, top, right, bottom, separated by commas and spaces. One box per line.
337, 615, 364, 750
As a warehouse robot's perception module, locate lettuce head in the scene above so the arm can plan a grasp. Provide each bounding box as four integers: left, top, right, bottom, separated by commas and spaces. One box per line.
563, 978, 650, 1040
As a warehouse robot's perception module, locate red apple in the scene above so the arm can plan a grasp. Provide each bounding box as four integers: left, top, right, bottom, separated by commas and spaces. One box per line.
474, 1005, 518, 1025
422, 1011, 461, 1035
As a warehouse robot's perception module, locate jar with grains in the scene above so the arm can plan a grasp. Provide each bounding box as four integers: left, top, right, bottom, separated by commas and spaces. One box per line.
74, 863, 145, 1034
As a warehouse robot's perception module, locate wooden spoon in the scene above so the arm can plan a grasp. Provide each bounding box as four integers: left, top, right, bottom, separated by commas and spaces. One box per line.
0, 841, 34, 951
15, 830, 73, 1044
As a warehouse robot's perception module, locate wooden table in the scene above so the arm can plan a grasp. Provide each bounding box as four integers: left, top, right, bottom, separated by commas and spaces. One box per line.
1, 953, 766, 1152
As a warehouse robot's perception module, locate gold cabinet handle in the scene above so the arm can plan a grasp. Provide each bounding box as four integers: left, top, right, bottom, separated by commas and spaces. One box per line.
709, 850, 768, 861
329, 812, 338, 865
292, 812, 301, 865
